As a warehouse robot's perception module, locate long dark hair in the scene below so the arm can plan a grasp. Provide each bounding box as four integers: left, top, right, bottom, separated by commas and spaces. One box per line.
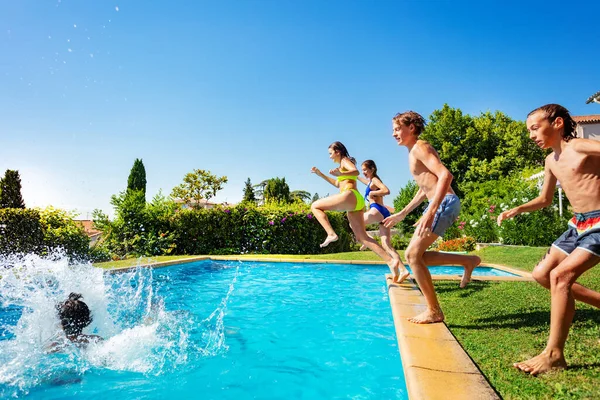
329, 141, 356, 165
57, 293, 92, 336
528, 104, 577, 142
362, 160, 380, 180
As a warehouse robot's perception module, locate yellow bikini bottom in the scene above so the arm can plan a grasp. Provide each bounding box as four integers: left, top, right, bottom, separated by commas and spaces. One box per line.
341, 188, 366, 212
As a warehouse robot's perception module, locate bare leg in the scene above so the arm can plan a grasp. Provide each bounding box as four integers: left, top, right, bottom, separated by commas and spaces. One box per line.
348, 211, 400, 278
514, 250, 599, 375
360, 208, 381, 251
311, 193, 356, 247
405, 232, 444, 323
422, 251, 481, 288
379, 224, 409, 284
532, 246, 600, 308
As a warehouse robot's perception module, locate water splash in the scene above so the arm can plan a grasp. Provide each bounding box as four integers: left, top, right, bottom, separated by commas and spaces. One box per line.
199, 264, 239, 356
0, 253, 238, 397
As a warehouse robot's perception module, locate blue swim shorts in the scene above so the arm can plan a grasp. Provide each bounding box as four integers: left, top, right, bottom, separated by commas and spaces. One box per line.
423, 194, 461, 237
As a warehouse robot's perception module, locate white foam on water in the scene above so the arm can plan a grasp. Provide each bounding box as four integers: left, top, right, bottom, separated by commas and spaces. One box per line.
0, 252, 237, 397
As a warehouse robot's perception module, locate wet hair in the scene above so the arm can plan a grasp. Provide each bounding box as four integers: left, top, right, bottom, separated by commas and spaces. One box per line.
527, 104, 577, 142
329, 141, 356, 165
392, 111, 426, 136
362, 160, 380, 180
57, 293, 92, 336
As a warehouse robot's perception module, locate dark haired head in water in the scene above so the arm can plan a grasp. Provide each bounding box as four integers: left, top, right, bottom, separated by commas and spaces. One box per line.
57, 293, 93, 338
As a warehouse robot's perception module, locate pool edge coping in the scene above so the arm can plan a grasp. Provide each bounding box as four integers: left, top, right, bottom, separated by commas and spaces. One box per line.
386, 277, 501, 400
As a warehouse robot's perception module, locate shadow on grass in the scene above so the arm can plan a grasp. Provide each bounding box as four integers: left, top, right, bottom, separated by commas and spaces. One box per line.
450, 309, 600, 332
448, 310, 550, 331
567, 362, 600, 372
434, 280, 493, 297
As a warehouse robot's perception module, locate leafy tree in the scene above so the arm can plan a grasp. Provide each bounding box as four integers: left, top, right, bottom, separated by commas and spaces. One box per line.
243, 178, 256, 203
392, 180, 426, 234
0, 170, 25, 208
291, 190, 312, 203
263, 177, 291, 204
312, 193, 320, 203
171, 169, 228, 209
420, 104, 545, 197
127, 158, 147, 200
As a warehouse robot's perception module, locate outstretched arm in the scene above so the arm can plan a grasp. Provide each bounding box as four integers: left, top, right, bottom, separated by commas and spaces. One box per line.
497, 162, 557, 225
357, 175, 370, 185
311, 167, 338, 188
382, 187, 427, 228
573, 138, 600, 156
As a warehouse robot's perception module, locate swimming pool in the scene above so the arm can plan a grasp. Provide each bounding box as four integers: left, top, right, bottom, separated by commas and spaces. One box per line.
0, 257, 408, 399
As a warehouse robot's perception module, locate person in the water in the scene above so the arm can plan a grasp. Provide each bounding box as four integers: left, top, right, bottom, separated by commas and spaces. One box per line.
47, 293, 102, 352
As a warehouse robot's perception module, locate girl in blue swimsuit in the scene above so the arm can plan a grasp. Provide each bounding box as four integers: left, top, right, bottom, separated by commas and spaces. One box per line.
311, 142, 401, 280
358, 160, 409, 283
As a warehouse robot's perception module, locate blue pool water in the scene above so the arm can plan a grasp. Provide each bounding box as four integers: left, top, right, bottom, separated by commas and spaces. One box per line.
409, 265, 518, 277
0, 257, 409, 399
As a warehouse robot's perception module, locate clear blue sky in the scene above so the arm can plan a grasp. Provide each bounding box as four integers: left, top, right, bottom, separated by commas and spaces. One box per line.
1, 0, 598, 218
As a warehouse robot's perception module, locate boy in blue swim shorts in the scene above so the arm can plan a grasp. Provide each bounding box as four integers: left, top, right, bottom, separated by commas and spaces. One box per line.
383, 111, 481, 324
498, 104, 600, 375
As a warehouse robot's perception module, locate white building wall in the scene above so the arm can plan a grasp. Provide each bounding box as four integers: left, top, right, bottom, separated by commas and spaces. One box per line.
576, 122, 600, 140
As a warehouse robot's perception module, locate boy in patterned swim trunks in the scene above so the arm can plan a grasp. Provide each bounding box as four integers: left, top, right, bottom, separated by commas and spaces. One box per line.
498, 104, 600, 375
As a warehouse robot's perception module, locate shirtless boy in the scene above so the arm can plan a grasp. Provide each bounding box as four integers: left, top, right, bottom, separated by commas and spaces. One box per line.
497, 104, 600, 375
383, 111, 481, 324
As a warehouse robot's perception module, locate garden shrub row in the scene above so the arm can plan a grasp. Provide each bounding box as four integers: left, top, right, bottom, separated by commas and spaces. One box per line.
0, 207, 90, 258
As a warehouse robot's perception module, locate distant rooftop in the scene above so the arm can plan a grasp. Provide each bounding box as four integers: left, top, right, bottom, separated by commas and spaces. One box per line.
573, 115, 600, 124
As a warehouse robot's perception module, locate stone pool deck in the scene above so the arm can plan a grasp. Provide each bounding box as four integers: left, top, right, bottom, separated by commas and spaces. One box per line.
108, 256, 531, 399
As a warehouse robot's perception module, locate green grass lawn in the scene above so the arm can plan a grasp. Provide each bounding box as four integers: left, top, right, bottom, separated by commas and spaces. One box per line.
94, 246, 600, 399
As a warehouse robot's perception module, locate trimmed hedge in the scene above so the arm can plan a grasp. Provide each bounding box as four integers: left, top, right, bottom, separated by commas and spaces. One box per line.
172, 204, 353, 255
0, 208, 90, 258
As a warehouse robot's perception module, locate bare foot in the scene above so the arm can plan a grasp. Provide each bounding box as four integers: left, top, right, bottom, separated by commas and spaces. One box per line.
513, 349, 567, 375
387, 258, 401, 282
320, 234, 338, 248
408, 308, 445, 324
460, 255, 481, 288
395, 268, 410, 284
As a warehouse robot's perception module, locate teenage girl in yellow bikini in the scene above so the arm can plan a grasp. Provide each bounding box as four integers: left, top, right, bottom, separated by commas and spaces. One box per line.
311, 141, 401, 281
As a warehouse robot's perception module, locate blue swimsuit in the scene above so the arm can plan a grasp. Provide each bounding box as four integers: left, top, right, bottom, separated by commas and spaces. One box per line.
365, 180, 391, 219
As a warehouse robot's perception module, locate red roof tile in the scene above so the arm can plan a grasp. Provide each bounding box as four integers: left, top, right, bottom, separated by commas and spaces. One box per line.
75, 220, 102, 237
573, 115, 600, 124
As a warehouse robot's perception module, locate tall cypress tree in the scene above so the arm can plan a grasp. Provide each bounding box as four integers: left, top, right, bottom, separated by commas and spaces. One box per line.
127, 158, 147, 200
243, 178, 256, 203
0, 169, 26, 208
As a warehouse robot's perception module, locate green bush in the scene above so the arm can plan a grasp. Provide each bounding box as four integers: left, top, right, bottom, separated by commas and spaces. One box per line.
0, 207, 90, 259
173, 203, 353, 255
454, 172, 568, 246
39, 207, 90, 258
93, 191, 177, 258
0, 208, 44, 255
391, 234, 411, 250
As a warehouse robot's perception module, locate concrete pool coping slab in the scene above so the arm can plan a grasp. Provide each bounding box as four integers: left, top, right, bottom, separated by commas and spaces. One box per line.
106, 256, 522, 399
387, 276, 500, 400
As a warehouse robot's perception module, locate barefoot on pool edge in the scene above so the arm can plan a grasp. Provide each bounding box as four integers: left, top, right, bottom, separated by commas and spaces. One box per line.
408, 308, 445, 324
513, 350, 567, 376
460, 255, 481, 288
320, 234, 338, 248
394, 268, 410, 284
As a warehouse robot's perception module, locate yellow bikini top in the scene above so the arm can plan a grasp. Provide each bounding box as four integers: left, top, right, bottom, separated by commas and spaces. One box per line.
336, 175, 358, 182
